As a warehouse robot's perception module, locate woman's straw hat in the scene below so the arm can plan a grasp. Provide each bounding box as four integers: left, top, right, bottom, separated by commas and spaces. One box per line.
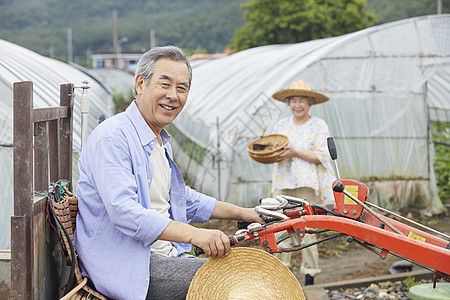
272, 80, 329, 104
186, 247, 305, 300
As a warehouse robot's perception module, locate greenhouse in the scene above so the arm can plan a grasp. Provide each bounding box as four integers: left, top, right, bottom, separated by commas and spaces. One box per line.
171, 14, 450, 214
0, 39, 116, 249
89, 68, 135, 96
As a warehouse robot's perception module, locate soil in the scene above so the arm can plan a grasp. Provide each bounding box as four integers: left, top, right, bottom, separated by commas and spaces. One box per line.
203, 206, 450, 286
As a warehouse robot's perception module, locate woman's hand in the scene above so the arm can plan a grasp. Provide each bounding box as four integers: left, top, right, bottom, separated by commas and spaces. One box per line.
276, 145, 296, 161
275, 145, 321, 164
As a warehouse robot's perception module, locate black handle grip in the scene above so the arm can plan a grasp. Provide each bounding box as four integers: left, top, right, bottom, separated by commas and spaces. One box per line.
327, 137, 337, 160
194, 245, 204, 256
194, 235, 236, 256
237, 221, 251, 229
332, 181, 345, 193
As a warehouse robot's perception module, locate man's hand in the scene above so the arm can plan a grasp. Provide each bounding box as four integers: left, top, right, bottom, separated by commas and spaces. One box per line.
190, 228, 231, 258
158, 202, 261, 258
157, 221, 231, 258
211, 201, 261, 224
239, 207, 262, 223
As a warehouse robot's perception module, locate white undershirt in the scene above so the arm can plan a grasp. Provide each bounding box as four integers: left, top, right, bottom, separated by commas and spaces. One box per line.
149, 143, 177, 256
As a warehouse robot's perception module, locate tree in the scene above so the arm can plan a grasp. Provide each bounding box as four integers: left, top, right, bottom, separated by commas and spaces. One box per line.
366, 0, 450, 24
229, 0, 377, 51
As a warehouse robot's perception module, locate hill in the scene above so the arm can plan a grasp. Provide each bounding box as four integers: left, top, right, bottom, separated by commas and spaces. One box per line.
0, 0, 448, 65
0, 0, 247, 64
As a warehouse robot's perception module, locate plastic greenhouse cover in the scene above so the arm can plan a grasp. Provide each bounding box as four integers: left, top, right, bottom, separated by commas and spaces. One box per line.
89, 68, 135, 96
0, 39, 116, 249
173, 15, 450, 214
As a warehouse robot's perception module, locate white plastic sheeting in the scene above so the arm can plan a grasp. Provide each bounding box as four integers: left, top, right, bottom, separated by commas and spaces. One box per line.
0, 39, 116, 249
173, 15, 450, 213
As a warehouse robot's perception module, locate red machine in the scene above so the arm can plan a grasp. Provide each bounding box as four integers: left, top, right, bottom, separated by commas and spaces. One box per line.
197, 137, 450, 287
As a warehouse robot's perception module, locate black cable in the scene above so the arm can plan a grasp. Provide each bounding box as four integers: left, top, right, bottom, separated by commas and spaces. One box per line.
311, 204, 343, 217
352, 238, 435, 273
276, 229, 331, 244
284, 204, 303, 210
280, 232, 346, 252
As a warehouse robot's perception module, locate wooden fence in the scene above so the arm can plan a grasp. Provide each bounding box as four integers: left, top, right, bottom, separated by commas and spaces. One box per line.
11, 81, 74, 299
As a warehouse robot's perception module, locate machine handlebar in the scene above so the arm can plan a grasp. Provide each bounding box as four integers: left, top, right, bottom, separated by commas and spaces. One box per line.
194, 235, 236, 256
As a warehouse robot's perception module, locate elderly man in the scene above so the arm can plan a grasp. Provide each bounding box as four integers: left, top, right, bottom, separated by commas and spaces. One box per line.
75, 46, 260, 300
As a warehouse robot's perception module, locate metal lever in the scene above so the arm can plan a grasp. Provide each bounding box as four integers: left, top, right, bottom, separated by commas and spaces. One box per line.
255, 207, 289, 220
277, 195, 309, 206
327, 137, 341, 179
259, 196, 288, 210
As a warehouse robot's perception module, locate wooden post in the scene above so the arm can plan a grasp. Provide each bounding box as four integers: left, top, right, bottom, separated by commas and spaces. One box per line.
11, 81, 34, 299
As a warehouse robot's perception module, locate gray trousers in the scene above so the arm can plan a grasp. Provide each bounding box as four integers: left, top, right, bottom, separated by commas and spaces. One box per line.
146, 252, 208, 300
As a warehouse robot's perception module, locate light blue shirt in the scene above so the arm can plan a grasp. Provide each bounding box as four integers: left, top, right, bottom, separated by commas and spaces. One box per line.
74, 101, 216, 300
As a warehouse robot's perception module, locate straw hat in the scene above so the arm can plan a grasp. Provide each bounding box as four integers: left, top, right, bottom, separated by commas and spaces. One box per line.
272, 80, 329, 104
186, 247, 305, 300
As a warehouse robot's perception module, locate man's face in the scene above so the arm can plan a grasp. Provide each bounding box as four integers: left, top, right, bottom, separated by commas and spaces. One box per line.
135, 58, 190, 135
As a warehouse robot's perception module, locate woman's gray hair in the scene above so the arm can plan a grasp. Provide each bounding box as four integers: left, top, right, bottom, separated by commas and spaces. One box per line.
285, 96, 315, 105
133, 45, 192, 96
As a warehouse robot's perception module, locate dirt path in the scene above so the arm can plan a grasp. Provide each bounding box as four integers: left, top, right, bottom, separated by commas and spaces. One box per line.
296, 238, 401, 285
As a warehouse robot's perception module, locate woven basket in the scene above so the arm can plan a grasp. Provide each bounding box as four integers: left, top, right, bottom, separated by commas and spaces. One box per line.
51, 187, 107, 300
247, 134, 289, 156
247, 134, 288, 164
248, 148, 287, 164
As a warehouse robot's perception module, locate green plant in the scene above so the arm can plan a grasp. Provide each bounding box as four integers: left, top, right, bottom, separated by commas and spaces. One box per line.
166, 124, 207, 165
431, 121, 450, 204
404, 274, 417, 288
112, 88, 134, 113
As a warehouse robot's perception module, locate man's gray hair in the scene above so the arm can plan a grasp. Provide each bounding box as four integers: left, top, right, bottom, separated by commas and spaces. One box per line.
133, 45, 192, 96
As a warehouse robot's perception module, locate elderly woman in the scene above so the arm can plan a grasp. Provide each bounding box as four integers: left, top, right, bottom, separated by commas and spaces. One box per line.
271, 80, 336, 286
